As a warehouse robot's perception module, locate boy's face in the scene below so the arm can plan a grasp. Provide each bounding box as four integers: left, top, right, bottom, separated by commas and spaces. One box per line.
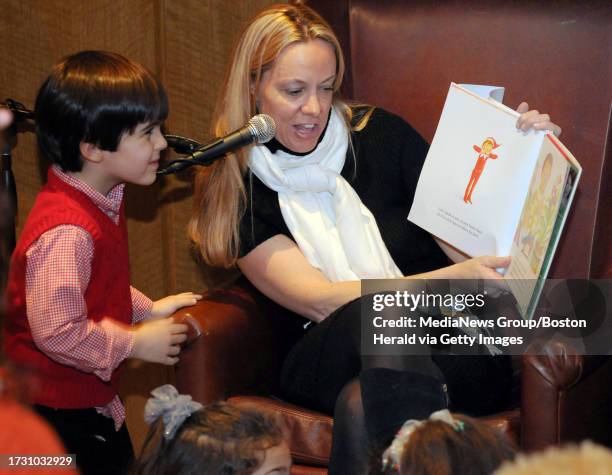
97, 122, 167, 191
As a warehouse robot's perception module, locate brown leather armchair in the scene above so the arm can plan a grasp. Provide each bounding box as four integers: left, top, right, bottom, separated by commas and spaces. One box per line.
175, 1, 612, 473
175, 280, 612, 473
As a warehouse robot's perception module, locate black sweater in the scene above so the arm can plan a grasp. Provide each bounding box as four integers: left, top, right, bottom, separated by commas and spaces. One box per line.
239, 107, 449, 276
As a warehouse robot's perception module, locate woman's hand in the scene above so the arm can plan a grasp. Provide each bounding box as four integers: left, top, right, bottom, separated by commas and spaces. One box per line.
445, 256, 511, 295
448, 255, 511, 280
516, 102, 561, 137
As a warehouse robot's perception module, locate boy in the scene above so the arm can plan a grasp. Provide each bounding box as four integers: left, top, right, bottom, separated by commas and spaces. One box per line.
3, 51, 201, 475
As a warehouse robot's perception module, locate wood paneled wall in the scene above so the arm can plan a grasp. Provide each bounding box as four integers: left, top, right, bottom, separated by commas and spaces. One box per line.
0, 0, 275, 453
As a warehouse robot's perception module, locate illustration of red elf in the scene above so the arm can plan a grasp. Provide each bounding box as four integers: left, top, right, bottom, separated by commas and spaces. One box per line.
463, 137, 501, 204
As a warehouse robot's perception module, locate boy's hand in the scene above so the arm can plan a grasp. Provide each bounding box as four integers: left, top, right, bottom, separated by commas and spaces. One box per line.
130, 318, 188, 365
150, 292, 203, 319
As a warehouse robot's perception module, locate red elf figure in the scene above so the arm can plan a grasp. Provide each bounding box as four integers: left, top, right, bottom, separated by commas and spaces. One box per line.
463, 137, 501, 204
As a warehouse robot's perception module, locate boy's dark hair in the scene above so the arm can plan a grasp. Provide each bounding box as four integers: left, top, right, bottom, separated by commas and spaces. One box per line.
35, 50, 168, 171
134, 402, 285, 475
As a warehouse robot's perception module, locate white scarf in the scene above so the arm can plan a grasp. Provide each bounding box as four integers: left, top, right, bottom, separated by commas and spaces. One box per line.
248, 107, 402, 281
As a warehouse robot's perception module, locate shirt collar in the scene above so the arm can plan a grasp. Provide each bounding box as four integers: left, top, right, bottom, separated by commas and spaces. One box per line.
51, 165, 125, 217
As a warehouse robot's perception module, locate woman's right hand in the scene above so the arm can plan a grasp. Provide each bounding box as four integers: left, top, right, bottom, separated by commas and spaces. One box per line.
448, 255, 511, 281
440, 256, 511, 296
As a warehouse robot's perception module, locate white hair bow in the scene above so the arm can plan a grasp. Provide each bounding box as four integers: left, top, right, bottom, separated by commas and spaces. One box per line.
144, 384, 203, 440
382, 409, 465, 472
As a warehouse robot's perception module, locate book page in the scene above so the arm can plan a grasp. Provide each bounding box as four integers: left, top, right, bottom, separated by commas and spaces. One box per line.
459, 84, 505, 103
506, 134, 580, 317
408, 83, 545, 257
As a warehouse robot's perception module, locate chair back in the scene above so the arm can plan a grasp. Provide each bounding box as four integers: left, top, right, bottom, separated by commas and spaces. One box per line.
308, 0, 612, 278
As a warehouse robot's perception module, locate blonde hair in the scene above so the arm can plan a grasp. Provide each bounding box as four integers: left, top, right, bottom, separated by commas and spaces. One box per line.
188, 2, 362, 268
493, 441, 612, 475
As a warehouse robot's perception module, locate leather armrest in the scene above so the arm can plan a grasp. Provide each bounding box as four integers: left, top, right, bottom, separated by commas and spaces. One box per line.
521, 340, 612, 450
172, 282, 304, 404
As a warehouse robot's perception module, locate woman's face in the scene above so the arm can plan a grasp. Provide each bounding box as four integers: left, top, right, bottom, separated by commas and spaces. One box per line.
255, 39, 336, 153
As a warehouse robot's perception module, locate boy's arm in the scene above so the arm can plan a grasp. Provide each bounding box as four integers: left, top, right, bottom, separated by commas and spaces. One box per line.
130, 287, 153, 323
25, 226, 134, 381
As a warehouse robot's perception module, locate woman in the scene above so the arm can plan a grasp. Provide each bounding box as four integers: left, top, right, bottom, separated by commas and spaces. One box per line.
189, 3, 560, 473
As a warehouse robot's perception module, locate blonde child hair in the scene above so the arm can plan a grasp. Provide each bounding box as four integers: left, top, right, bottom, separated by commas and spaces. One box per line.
493, 441, 612, 475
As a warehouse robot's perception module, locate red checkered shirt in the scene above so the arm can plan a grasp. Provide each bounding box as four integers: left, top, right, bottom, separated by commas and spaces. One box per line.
24, 166, 153, 430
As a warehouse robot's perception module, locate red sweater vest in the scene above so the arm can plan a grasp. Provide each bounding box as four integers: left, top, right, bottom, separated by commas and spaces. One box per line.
4, 169, 133, 408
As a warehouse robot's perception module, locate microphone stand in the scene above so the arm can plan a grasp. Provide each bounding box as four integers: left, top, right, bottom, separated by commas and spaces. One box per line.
157, 114, 275, 175
164, 134, 202, 155
1, 99, 34, 253
157, 135, 231, 175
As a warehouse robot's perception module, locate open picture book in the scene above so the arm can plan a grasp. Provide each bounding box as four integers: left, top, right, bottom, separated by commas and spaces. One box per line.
408, 83, 582, 318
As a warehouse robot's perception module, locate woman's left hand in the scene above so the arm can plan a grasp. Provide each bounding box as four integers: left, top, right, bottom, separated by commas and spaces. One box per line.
515, 102, 562, 137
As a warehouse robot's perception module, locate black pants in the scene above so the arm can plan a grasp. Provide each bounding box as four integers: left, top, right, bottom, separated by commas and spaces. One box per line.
34, 405, 134, 475
281, 296, 513, 418
280, 297, 514, 474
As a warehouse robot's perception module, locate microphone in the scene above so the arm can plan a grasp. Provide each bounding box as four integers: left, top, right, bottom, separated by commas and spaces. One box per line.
157, 114, 275, 175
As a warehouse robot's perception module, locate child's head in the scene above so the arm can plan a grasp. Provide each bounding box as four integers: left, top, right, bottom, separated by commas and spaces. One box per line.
493, 441, 612, 475
136, 385, 291, 475
35, 50, 168, 173
383, 410, 516, 475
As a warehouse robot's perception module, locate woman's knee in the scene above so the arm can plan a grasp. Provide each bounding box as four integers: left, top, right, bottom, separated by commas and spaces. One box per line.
330, 380, 371, 474
334, 379, 365, 427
